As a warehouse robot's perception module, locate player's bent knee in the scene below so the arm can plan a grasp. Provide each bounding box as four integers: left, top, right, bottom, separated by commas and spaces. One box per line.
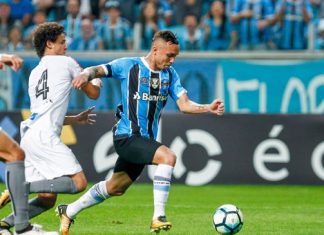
164, 152, 177, 166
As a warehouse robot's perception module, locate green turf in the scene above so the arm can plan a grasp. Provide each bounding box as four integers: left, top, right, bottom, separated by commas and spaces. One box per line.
1, 183, 324, 235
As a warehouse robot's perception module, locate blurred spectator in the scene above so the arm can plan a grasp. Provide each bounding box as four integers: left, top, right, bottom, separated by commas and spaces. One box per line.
138, 0, 175, 27
33, 0, 67, 21
6, 26, 24, 51
271, 0, 313, 50
309, 0, 319, 20
270, 0, 278, 7
315, 19, 324, 49
159, 0, 176, 26
139, 1, 163, 50
101, 0, 133, 50
60, 0, 82, 45
9, 0, 35, 27
115, 0, 137, 25
225, 0, 236, 15
231, 0, 274, 50
179, 13, 203, 50
175, 0, 203, 25
69, 18, 104, 50
79, 0, 101, 19
23, 10, 47, 49
320, 0, 324, 18
203, 0, 237, 50
0, 0, 14, 49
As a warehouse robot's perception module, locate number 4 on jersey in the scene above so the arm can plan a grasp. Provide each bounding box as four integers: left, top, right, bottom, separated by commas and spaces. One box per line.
36, 69, 49, 100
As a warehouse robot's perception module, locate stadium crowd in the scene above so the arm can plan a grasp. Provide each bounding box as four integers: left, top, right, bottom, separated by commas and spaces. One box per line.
0, 0, 324, 52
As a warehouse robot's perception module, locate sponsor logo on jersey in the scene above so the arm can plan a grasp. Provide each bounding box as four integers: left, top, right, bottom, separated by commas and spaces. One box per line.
133, 92, 168, 101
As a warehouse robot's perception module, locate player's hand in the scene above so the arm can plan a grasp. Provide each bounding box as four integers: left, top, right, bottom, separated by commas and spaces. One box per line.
73, 73, 89, 89
209, 99, 224, 116
1, 54, 23, 72
75, 106, 96, 125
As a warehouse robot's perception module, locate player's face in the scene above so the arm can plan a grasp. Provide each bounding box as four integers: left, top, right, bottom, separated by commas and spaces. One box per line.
154, 41, 179, 70
52, 33, 67, 55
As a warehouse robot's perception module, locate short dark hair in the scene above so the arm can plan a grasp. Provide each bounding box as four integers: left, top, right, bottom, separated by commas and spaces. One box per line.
33, 22, 65, 58
152, 30, 179, 45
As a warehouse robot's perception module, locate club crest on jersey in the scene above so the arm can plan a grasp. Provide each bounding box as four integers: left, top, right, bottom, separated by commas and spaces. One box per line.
150, 77, 160, 89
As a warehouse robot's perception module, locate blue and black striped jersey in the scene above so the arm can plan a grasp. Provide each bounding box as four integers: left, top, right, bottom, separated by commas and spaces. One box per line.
102, 57, 186, 140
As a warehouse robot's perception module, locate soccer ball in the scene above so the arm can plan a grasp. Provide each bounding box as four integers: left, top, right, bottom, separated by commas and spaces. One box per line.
213, 204, 243, 234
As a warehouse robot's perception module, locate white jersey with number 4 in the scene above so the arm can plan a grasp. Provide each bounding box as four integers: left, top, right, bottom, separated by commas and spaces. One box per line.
21, 55, 84, 181
21, 55, 81, 136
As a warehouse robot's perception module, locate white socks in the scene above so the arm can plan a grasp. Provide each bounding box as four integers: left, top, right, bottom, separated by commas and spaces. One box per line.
66, 181, 109, 219
153, 164, 173, 219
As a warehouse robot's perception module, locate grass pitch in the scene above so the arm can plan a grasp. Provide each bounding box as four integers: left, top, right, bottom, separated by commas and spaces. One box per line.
0, 183, 323, 235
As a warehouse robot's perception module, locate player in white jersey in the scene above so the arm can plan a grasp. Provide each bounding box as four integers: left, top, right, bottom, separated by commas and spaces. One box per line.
0, 53, 58, 234
0, 23, 101, 235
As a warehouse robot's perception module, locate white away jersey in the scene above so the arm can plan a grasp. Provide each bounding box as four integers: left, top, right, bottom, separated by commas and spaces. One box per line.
21, 55, 81, 136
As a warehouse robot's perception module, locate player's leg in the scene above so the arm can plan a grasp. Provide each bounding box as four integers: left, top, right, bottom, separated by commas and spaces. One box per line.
150, 145, 176, 232
112, 135, 174, 232
0, 129, 30, 233
2, 193, 57, 230
28, 171, 87, 194
20, 128, 87, 195
56, 147, 147, 235
56, 162, 137, 235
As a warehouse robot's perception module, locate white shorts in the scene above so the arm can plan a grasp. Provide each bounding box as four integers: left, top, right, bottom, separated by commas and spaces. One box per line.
21, 128, 82, 182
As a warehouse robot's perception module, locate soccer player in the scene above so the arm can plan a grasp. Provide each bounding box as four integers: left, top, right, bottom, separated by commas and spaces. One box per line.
0, 53, 58, 234
0, 22, 102, 234
56, 30, 224, 234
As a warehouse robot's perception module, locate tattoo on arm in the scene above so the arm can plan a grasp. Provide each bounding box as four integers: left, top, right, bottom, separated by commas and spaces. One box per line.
94, 66, 106, 77
86, 66, 106, 81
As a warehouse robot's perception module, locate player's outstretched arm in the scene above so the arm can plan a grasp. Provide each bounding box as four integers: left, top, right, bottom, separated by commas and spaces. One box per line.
176, 93, 224, 115
73, 65, 106, 89
63, 106, 96, 125
0, 53, 23, 72
81, 78, 102, 99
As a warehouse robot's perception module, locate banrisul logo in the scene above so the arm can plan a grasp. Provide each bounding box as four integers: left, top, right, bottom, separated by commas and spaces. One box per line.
133, 92, 167, 101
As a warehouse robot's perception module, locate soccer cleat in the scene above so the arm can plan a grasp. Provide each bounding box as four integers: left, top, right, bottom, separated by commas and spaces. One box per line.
0, 190, 11, 209
0, 220, 12, 235
150, 216, 172, 233
55, 205, 73, 235
13, 224, 58, 235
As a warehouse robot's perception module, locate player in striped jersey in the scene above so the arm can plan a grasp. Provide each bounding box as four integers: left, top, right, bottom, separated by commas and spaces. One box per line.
56, 30, 224, 234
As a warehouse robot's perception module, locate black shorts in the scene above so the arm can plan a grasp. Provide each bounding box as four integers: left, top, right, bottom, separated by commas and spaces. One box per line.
113, 135, 163, 181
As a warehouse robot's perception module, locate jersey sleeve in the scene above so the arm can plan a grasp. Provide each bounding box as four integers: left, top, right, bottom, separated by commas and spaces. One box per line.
67, 57, 82, 78
168, 67, 187, 101
101, 57, 130, 80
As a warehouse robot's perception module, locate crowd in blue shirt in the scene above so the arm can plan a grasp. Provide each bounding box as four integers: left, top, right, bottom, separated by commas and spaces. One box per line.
0, 0, 323, 52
